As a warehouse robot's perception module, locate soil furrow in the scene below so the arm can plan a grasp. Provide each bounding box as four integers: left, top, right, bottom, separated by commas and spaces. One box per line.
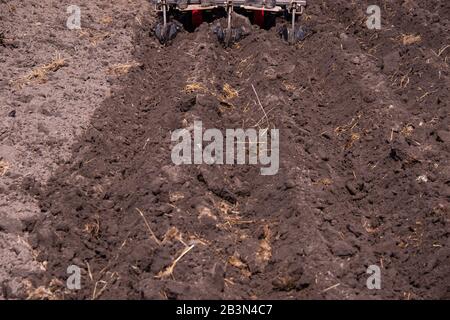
2, 0, 447, 300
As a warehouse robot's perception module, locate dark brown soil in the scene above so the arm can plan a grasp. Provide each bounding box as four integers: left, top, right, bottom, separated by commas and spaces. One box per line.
21, 0, 450, 299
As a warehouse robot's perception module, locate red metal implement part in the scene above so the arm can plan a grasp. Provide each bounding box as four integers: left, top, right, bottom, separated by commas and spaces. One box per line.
254, 9, 264, 29
192, 10, 203, 28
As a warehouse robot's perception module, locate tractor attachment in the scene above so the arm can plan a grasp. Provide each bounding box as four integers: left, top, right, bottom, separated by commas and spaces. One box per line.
152, 0, 307, 46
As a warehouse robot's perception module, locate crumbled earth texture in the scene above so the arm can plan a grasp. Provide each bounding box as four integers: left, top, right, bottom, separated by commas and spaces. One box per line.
0, 0, 150, 298
1, 0, 449, 299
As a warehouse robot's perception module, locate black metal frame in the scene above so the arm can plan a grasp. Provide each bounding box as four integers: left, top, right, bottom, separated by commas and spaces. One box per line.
152, 0, 306, 13
151, 0, 307, 45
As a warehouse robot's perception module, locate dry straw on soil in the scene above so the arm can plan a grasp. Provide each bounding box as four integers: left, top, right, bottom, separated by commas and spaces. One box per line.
155, 244, 195, 279
228, 254, 251, 278
12, 54, 66, 87
256, 225, 272, 264
77, 29, 110, 46
24, 279, 64, 300
0, 159, 10, 176
136, 207, 196, 279
136, 208, 161, 245
108, 61, 142, 75
401, 34, 422, 46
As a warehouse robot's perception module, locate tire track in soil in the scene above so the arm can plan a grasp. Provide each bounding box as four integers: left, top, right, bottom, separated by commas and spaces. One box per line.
25, 0, 449, 300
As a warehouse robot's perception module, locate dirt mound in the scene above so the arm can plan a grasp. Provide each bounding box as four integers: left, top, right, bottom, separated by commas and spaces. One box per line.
23, 0, 449, 299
